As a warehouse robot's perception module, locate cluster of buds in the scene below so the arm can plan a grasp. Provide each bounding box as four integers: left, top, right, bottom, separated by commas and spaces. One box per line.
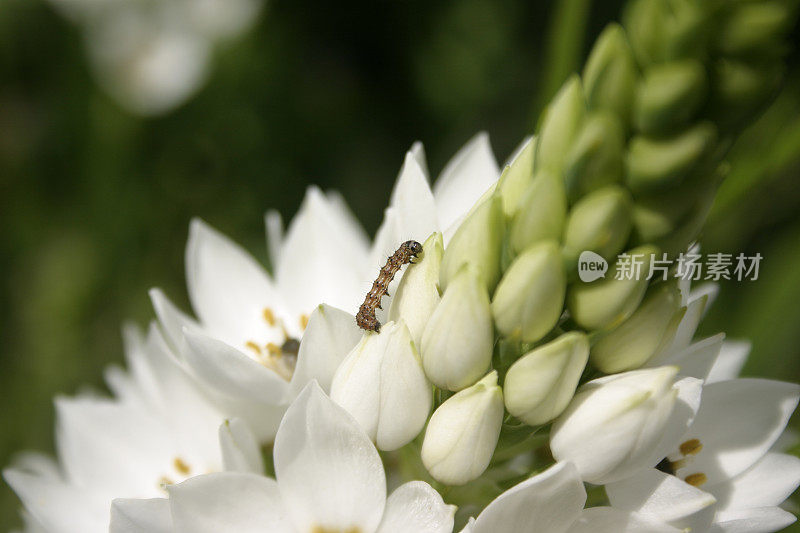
332, 0, 797, 491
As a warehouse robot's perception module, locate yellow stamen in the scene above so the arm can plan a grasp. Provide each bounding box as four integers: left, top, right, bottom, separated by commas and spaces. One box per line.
173, 457, 191, 475
684, 473, 707, 487
245, 341, 262, 355
266, 342, 282, 356
263, 308, 276, 326
300, 314, 309, 330
679, 438, 703, 456
158, 476, 174, 488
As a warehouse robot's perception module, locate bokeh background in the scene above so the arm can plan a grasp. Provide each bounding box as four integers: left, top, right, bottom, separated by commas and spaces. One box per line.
2, 0, 800, 529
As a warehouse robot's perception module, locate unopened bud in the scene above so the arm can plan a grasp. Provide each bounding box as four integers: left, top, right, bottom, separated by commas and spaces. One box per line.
422, 266, 494, 391
497, 137, 536, 216
590, 284, 684, 373
536, 76, 586, 174
564, 111, 625, 201
583, 24, 638, 125
491, 241, 566, 343
635, 60, 708, 134
562, 186, 633, 267
509, 171, 567, 255
440, 194, 504, 292
421, 371, 504, 486
388, 232, 444, 345
504, 332, 589, 426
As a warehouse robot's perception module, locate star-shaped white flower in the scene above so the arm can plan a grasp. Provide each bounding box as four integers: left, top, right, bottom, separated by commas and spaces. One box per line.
110, 381, 456, 533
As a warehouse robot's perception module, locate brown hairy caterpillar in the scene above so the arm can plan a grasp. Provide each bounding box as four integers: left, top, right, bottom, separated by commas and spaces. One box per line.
356, 240, 423, 332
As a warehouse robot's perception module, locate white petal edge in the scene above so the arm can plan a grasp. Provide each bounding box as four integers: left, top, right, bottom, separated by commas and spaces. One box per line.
376, 481, 456, 533
219, 418, 264, 474
110, 498, 172, 533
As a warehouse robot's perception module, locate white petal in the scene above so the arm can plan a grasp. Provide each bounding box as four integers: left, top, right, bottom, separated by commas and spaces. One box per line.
387, 151, 439, 242
663, 334, 725, 382
288, 304, 362, 399
706, 341, 750, 383
433, 132, 500, 231
567, 507, 682, 533
3, 468, 109, 533
648, 377, 704, 465
688, 282, 719, 313
411, 141, 430, 179
185, 218, 279, 345
219, 419, 264, 474
471, 462, 586, 533
169, 472, 291, 533
376, 481, 455, 533
672, 379, 799, 485
110, 498, 172, 533
149, 288, 201, 351
606, 469, 716, 532
277, 187, 370, 316
710, 507, 796, 533
711, 452, 800, 511
265, 209, 283, 267
274, 381, 386, 532
664, 294, 707, 355
182, 329, 288, 404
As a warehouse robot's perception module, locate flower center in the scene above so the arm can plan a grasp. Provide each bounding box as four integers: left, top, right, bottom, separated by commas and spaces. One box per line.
655, 438, 707, 487
157, 457, 202, 492
242, 307, 303, 381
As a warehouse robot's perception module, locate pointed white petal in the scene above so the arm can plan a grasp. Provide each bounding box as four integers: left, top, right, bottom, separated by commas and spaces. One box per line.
433, 133, 500, 231
274, 382, 386, 532
169, 472, 291, 533
288, 304, 362, 399
376, 481, 455, 533
182, 330, 288, 404
710, 507, 796, 533
110, 498, 172, 533
706, 341, 750, 383
219, 418, 264, 474
648, 377, 704, 465
265, 209, 284, 267
471, 462, 585, 533
671, 379, 800, 485
387, 151, 439, 242
606, 469, 716, 532
185, 219, 279, 345
711, 452, 800, 511
277, 187, 369, 316
567, 507, 682, 533
650, 334, 724, 382
149, 288, 201, 351
411, 141, 430, 179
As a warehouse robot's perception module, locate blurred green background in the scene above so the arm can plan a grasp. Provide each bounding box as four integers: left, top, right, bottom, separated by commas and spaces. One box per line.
1, 0, 800, 529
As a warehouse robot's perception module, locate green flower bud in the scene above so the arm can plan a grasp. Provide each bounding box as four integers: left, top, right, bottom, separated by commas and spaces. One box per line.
421, 371, 504, 485
624, 0, 706, 65
388, 232, 444, 346
567, 244, 658, 330
631, 203, 675, 243
583, 24, 638, 125
562, 185, 633, 267
623, 0, 667, 66
711, 59, 783, 129
497, 136, 536, 217
563, 111, 625, 201
626, 122, 717, 194
422, 266, 493, 391
635, 60, 708, 134
716, 1, 792, 56
491, 241, 566, 343
590, 283, 684, 373
504, 332, 589, 426
509, 171, 567, 255
536, 76, 586, 174
440, 193, 504, 292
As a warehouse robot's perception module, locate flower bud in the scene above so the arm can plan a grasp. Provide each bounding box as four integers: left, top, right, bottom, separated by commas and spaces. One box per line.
330, 321, 432, 451
563, 111, 625, 201
590, 284, 684, 373
422, 266, 493, 391
497, 136, 536, 216
421, 371, 504, 486
509, 171, 567, 255
635, 60, 708, 135
626, 123, 717, 194
711, 59, 782, 129
440, 194, 504, 293
550, 366, 680, 484
504, 332, 589, 426
491, 241, 566, 343
562, 186, 633, 267
583, 24, 638, 125
567, 244, 658, 330
388, 232, 443, 345
716, 1, 792, 56
536, 75, 586, 174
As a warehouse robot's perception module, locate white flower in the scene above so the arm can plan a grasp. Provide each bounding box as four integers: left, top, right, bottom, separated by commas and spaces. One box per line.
150, 137, 500, 439
109, 381, 456, 533
3, 324, 236, 533
421, 371, 504, 485
550, 366, 703, 484
330, 321, 432, 451
606, 377, 800, 533
461, 462, 682, 533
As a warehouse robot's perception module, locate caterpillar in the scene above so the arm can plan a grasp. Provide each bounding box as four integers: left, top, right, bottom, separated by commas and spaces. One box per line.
356, 240, 423, 332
